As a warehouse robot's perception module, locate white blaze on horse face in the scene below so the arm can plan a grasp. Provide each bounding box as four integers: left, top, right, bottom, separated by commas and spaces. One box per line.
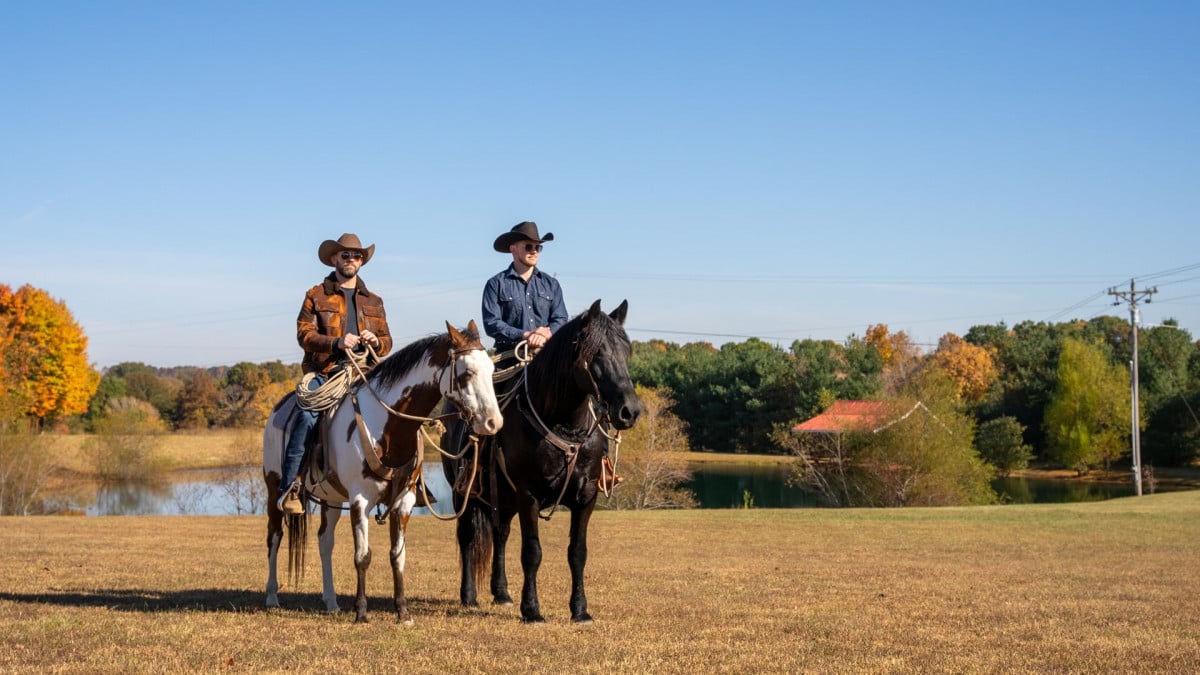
448, 349, 503, 435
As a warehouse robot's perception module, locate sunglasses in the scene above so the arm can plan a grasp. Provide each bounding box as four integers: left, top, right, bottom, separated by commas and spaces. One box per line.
339, 251, 364, 261
523, 243, 543, 253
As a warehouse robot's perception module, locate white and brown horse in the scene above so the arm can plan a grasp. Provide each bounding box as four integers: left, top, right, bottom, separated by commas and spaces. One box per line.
263, 321, 502, 624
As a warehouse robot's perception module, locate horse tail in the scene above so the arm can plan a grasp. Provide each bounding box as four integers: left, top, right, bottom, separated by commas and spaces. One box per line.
285, 512, 308, 586
463, 498, 492, 593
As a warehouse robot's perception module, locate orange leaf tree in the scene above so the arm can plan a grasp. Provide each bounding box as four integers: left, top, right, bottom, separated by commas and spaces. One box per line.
930, 332, 999, 404
0, 284, 100, 428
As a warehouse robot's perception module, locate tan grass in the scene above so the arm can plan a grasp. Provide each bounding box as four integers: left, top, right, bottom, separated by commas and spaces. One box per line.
3, 492, 1200, 672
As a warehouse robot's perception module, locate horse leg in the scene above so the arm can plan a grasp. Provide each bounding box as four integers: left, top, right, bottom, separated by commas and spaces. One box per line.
265, 475, 284, 608
350, 497, 373, 623
516, 499, 545, 623
388, 490, 416, 625
456, 496, 491, 607
491, 508, 514, 606
318, 505, 341, 613
567, 503, 596, 624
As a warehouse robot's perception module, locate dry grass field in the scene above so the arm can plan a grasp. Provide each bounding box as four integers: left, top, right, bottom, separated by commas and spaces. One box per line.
3, 491, 1200, 673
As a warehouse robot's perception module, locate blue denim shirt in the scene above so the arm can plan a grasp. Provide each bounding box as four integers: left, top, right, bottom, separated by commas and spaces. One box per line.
482, 265, 568, 350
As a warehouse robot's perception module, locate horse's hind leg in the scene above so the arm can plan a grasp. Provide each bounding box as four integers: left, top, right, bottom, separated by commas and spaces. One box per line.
318, 505, 341, 613
265, 476, 284, 608
350, 496, 373, 623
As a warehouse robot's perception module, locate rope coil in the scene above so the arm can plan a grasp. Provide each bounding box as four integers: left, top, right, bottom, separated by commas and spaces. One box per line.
296, 345, 379, 412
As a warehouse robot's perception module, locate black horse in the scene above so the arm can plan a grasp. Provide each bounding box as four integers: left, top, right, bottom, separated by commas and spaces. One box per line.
441, 299, 642, 623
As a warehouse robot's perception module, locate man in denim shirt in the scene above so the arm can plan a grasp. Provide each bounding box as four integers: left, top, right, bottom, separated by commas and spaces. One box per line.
482, 221, 568, 353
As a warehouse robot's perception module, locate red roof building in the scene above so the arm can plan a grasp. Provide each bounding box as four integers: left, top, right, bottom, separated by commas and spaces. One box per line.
792, 400, 940, 434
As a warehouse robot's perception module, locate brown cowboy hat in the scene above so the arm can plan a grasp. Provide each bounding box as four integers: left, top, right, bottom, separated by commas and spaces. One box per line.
493, 221, 555, 253
318, 233, 375, 266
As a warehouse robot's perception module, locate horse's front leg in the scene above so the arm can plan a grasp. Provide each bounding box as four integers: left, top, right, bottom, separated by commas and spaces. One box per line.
567, 501, 596, 624
349, 496, 373, 623
388, 489, 417, 625
491, 508, 514, 606
318, 505, 342, 613
516, 498, 545, 623
455, 494, 481, 606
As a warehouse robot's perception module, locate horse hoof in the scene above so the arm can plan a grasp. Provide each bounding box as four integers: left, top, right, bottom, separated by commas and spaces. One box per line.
572, 615, 593, 626
399, 618, 414, 627
521, 615, 546, 624
355, 615, 370, 624
493, 599, 514, 607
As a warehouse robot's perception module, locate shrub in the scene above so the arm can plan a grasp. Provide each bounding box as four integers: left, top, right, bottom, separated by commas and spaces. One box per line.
87, 397, 168, 482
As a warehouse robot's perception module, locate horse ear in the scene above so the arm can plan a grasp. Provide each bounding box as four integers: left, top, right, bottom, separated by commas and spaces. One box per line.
466, 319, 479, 337
446, 321, 465, 346
587, 299, 602, 318
608, 299, 628, 325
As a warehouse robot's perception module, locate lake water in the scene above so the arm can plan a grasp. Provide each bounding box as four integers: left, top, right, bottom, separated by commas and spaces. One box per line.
58, 460, 1174, 515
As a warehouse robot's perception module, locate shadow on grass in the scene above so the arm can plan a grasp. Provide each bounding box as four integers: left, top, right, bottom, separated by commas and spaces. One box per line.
0, 589, 473, 617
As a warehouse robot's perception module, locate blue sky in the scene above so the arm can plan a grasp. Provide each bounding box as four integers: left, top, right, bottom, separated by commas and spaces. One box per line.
3, 2, 1198, 368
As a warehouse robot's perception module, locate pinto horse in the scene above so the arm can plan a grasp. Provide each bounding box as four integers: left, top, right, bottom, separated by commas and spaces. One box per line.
441, 300, 642, 623
263, 321, 502, 624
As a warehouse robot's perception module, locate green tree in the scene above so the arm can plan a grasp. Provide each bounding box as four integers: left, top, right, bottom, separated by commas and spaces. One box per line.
975, 416, 1033, 477
1044, 337, 1132, 474
790, 337, 882, 421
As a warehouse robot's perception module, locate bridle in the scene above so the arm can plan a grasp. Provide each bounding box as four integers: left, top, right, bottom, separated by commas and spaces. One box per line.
509, 346, 622, 520
350, 343, 487, 483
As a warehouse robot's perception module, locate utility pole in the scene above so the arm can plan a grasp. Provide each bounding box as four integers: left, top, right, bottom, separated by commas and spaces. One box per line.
1108, 279, 1157, 496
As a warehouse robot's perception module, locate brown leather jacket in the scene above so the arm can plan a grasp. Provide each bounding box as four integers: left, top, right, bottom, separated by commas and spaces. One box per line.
297, 274, 393, 374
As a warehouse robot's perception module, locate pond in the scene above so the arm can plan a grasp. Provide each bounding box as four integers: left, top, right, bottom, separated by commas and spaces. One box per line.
683, 462, 1163, 507
52, 461, 1178, 515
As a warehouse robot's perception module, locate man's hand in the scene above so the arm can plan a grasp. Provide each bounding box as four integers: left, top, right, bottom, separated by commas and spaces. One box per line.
340, 333, 362, 351
524, 326, 552, 349
360, 330, 380, 348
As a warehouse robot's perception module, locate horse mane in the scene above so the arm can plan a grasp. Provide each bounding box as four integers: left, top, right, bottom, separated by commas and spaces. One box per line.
368, 323, 484, 390
528, 307, 625, 405
370, 334, 442, 390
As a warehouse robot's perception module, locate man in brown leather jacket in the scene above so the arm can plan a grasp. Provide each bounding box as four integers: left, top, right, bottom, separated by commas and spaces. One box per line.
278, 233, 393, 514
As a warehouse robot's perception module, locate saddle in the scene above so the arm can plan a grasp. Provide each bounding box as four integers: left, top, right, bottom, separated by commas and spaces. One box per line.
283, 401, 437, 510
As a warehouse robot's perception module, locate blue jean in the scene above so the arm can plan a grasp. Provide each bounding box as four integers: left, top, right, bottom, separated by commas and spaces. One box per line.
281, 375, 324, 489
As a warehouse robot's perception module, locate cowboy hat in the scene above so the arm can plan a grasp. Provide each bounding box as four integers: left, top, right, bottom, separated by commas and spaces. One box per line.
318, 233, 375, 266
493, 221, 555, 253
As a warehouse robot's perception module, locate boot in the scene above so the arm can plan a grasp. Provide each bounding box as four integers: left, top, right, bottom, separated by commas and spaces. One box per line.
277, 478, 305, 515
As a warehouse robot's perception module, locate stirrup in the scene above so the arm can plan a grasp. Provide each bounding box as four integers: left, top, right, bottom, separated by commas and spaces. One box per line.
277, 479, 305, 515
599, 456, 623, 493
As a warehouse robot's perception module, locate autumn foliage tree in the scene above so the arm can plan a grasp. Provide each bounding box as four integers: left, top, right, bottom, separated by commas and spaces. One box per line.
0, 284, 99, 428
930, 333, 998, 404
601, 386, 696, 510
865, 324, 924, 395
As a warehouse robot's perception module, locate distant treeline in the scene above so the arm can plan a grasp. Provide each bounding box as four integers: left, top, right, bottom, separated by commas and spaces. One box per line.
79, 316, 1200, 468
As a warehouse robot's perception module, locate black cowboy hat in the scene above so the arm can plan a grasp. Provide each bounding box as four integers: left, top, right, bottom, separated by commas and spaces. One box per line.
493, 221, 555, 253
318, 233, 375, 266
